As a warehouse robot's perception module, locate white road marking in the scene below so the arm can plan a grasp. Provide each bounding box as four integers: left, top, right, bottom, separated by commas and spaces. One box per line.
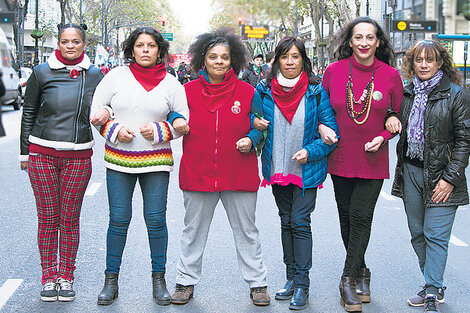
85, 182, 102, 196
450, 235, 468, 247
380, 190, 396, 201
0, 279, 23, 310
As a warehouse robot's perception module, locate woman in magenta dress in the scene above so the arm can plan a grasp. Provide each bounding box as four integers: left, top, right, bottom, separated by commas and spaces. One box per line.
321, 17, 403, 312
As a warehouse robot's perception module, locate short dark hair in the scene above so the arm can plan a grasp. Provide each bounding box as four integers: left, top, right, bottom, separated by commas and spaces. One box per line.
403, 40, 462, 85
266, 36, 319, 86
122, 26, 169, 64
265, 51, 275, 63
188, 27, 248, 75
333, 16, 395, 66
57, 23, 87, 41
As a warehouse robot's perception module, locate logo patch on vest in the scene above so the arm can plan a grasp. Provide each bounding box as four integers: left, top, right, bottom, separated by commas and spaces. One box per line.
231, 100, 241, 114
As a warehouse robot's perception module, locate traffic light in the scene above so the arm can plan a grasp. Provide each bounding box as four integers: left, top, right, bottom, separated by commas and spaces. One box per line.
106, 46, 110, 52
0, 12, 15, 24
238, 16, 243, 26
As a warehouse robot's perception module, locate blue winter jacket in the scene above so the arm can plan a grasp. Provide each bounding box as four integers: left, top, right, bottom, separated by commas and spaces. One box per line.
256, 79, 339, 190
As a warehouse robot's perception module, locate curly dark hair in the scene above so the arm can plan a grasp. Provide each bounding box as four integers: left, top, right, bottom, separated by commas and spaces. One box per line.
266, 36, 319, 86
58, 23, 88, 41
121, 26, 169, 64
402, 40, 462, 85
188, 27, 248, 75
333, 16, 395, 67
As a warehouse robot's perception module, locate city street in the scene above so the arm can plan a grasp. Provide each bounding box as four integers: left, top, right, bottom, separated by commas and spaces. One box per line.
0, 107, 469, 313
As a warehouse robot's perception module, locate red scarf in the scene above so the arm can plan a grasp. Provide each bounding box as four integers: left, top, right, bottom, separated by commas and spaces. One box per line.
270, 71, 309, 123
129, 62, 166, 92
200, 67, 237, 112
55, 49, 85, 65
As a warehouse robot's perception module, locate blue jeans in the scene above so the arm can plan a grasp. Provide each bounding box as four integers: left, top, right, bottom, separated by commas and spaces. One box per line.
272, 184, 317, 288
105, 169, 169, 273
402, 163, 457, 289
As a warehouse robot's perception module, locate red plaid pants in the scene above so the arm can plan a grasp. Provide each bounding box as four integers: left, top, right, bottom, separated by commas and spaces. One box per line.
28, 154, 92, 284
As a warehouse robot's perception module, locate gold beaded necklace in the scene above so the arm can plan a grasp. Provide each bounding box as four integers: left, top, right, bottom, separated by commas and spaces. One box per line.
346, 61, 375, 125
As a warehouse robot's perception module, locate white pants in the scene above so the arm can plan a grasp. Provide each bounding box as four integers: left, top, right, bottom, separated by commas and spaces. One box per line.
176, 190, 268, 288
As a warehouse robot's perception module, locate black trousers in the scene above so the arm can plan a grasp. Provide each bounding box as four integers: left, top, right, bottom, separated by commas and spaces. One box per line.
272, 184, 317, 288
331, 175, 383, 277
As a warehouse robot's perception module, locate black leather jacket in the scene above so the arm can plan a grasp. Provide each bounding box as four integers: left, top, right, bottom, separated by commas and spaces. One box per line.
20, 62, 103, 156
391, 74, 470, 207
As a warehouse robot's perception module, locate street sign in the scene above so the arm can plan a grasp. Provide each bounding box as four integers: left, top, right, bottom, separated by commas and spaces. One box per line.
392, 20, 437, 33
241, 25, 270, 40
0, 12, 15, 24
162, 32, 173, 41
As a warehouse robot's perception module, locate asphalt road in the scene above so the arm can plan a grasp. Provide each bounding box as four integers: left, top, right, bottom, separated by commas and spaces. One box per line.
1, 107, 469, 313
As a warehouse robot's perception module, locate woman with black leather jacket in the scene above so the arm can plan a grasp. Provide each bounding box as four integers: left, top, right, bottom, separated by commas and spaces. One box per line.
19, 23, 105, 303
390, 40, 470, 313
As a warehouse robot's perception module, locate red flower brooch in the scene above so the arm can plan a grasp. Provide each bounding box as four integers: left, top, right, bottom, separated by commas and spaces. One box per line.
70, 69, 80, 79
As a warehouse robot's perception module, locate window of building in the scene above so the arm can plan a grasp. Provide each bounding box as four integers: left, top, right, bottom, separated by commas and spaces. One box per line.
457, 0, 467, 15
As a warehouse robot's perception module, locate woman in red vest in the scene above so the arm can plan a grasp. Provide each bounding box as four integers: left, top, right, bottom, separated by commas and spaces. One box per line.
170, 28, 270, 307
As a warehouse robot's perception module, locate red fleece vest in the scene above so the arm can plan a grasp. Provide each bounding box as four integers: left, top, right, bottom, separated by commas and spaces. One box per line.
179, 79, 260, 192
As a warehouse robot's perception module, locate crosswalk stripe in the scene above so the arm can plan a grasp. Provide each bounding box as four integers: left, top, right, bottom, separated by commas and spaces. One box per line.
0, 279, 23, 310
85, 182, 102, 196
380, 190, 396, 201
450, 235, 468, 247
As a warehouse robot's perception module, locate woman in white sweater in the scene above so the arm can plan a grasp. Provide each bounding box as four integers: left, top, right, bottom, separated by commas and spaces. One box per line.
90, 26, 189, 306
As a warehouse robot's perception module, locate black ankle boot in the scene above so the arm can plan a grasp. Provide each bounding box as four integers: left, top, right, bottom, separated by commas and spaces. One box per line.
275, 280, 294, 300
356, 268, 371, 303
289, 287, 309, 310
152, 272, 170, 306
339, 276, 362, 312
97, 272, 119, 305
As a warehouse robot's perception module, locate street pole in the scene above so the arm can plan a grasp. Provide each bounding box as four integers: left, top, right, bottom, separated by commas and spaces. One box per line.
295, 0, 298, 36
16, 3, 25, 69
79, 0, 83, 24
34, 0, 39, 65
101, 0, 105, 46
366, 0, 370, 16
320, 1, 324, 68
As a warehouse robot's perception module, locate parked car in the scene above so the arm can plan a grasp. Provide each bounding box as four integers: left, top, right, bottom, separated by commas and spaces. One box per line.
19, 67, 32, 101
0, 28, 20, 110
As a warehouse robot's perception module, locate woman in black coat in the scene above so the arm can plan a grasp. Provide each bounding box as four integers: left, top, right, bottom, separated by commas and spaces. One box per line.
391, 40, 470, 313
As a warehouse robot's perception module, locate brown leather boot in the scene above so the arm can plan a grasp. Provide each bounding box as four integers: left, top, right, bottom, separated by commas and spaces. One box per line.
356, 268, 371, 303
171, 284, 194, 305
339, 276, 362, 312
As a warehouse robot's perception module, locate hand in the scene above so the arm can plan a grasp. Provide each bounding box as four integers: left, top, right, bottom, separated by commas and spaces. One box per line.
140, 124, 154, 141
236, 137, 253, 153
117, 127, 135, 143
253, 117, 270, 131
292, 149, 308, 164
318, 123, 338, 145
364, 136, 384, 153
20, 161, 28, 170
90, 108, 110, 126
431, 179, 454, 203
385, 115, 402, 134
172, 118, 190, 135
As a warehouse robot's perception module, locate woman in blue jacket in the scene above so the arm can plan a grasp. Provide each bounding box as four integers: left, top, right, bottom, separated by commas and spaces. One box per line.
255, 36, 338, 310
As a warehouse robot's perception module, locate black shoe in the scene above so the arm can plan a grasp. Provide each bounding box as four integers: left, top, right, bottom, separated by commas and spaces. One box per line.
275, 280, 294, 300
40, 282, 58, 302
97, 273, 119, 306
289, 287, 309, 310
152, 272, 171, 306
408, 286, 445, 307
57, 278, 75, 302
424, 295, 441, 312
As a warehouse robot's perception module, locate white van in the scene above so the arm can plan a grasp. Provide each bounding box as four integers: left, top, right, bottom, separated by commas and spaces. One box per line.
0, 28, 20, 110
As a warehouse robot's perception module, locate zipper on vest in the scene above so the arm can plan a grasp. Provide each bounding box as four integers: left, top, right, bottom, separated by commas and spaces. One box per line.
215, 110, 219, 191
74, 71, 86, 143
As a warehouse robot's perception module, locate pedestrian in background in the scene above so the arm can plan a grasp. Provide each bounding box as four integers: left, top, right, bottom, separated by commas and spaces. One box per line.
321, 16, 403, 312
170, 27, 270, 307
261, 51, 275, 75
242, 53, 265, 87
90, 26, 188, 306
254, 36, 339, 310
20, 23, 103, 302
391, 40, 470, 313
